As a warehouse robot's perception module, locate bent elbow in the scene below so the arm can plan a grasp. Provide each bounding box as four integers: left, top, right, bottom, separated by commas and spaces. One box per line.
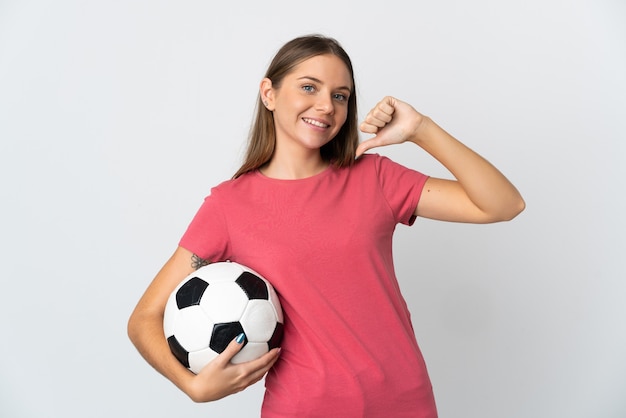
127, 311, 142, 346
481, 196, 525, 223
500, 196, 526, 222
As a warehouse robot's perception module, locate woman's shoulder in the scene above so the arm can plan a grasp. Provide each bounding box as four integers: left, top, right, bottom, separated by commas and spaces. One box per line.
350, 152, 383, 170
210, 171, 257, 195
335, 153, 398, 185
352, 152, 405, 173
195, 172, 256, 205
350, 152, 427, 182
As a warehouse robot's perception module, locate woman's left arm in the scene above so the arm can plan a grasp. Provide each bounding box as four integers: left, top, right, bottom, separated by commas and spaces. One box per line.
357, 96, 525, 224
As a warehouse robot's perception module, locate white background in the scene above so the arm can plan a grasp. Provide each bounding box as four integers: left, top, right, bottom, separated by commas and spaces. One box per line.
1, 1, 624, 417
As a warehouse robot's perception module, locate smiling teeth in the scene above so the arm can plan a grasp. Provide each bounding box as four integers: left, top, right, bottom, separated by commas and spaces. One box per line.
303, 118, 329, 128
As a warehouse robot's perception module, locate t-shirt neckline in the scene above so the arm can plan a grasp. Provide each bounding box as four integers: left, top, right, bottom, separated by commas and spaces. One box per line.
254, 164, 334, 183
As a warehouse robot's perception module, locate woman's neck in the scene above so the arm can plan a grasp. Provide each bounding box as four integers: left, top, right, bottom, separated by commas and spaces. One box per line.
260, 152, 329, 180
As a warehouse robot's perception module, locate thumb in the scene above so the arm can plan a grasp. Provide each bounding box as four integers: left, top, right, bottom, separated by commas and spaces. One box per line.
355, 135, 386, 159
218, 332, 246, 364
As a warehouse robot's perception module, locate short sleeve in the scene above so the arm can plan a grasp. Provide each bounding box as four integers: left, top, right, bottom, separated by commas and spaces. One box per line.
178, 188, 232, 262
373, 154, 429, 226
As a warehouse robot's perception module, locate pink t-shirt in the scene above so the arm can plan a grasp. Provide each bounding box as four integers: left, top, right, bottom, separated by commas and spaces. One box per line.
179, 154, 437, 418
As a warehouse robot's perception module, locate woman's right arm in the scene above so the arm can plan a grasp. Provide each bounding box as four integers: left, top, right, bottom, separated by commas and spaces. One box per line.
127, 246, 281, 402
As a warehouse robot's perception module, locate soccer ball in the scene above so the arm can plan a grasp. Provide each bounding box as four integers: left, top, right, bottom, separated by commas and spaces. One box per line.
163, 261, 284, 374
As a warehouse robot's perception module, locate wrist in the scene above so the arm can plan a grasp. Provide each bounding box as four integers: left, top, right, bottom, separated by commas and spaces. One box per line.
185, 376, 209, 403
178, 369, 205, 402
408, 115, 432, 146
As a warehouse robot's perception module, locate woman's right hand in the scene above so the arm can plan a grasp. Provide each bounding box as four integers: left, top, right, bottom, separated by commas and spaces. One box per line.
128, 246, 281, 402
186, 336, 281, 402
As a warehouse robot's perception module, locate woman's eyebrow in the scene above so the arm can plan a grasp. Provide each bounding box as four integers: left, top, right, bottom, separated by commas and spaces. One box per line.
297, 76, 352, 93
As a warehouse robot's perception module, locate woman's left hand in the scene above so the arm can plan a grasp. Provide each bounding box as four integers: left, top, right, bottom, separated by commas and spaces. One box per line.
356, 96, 425, 158
356, 96, 525, 223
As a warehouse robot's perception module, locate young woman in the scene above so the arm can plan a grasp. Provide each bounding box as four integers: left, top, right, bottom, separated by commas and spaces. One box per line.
128, 34, 525, 417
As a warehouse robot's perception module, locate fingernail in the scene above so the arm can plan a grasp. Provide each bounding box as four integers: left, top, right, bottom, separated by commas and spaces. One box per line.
235, 333, 245, 344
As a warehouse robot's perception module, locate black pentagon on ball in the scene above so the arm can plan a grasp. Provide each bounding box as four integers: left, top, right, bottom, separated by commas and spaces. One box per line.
210, 322, 246, 353
167, 335, 190, 368
176, 277, 209, 309
235, 271, 269, 300
268, 322, 284, 350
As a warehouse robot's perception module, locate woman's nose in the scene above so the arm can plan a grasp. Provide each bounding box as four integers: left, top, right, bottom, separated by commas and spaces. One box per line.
315, 94, 334, 114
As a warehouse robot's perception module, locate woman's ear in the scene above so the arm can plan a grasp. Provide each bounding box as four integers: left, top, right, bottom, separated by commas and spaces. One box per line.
260, 78, 275, 111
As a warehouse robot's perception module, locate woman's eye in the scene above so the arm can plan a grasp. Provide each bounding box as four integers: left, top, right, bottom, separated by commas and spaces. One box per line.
333, 93, 348, 102
302, 85, 315, 93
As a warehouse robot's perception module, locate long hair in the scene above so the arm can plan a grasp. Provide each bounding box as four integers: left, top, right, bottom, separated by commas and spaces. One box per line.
233, 34, 359, 179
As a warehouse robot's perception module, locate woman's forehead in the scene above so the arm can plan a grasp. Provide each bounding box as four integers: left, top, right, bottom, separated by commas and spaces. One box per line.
287, 54, 353, 89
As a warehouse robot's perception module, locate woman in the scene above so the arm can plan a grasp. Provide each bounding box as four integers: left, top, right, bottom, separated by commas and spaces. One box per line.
128, 34, 525, 417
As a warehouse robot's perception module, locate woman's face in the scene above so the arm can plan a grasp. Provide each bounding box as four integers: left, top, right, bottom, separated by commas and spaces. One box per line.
265, 54, 352, 156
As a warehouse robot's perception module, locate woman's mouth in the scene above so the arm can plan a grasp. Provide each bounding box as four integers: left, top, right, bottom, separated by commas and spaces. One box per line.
303, 118, 330, 128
